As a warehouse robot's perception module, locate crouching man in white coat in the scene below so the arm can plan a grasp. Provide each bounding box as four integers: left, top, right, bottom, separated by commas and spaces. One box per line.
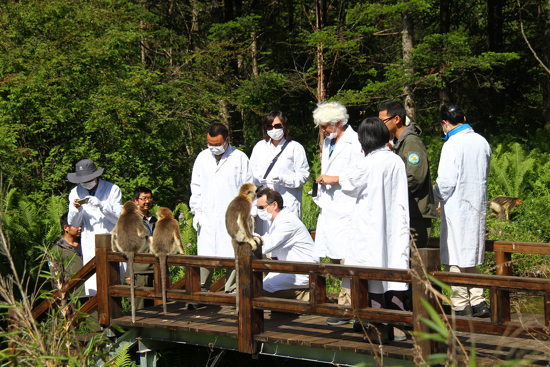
434, 105, 491, 318
190, 123, 253, 295
67, 159, 123, 296
256, 188, 318, 300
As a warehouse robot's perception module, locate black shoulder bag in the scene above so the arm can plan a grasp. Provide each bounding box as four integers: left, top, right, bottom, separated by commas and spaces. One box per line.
263, 140, 291, 179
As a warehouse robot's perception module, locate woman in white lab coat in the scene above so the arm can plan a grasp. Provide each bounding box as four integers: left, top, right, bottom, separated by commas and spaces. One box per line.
338, 117, 410, 296
250, 111, 310, 235
323, 117, 410, 340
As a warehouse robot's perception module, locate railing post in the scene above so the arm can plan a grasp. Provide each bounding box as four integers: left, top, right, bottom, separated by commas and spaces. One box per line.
495, 250, 512, 322
412, 247, 441, 361
96, 234, 122, 326
185, 264, 201, 295
310, 273, 326, 308
238, 243, 263, 354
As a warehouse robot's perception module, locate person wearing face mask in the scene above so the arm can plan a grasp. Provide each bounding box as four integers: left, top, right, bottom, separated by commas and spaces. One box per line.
67, 159, 123, 296
256, 188, 318, 300
250, 111, 310, 236
189, 122, 253, 295
311, 101, 364, 326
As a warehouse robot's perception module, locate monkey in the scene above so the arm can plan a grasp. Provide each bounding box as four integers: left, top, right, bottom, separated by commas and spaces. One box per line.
150, 207, 185, 315
225, 183, 263, 308
111, 201, 151, 324
489, 196, 523, 220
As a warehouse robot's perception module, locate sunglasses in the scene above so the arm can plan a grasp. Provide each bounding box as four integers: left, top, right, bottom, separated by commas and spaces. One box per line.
257, 202, 273, 210
266, 123, 284, 131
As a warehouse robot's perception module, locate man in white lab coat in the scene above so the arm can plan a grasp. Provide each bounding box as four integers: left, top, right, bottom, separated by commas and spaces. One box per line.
190, 122, 253, 294
434, 105, 492, 318
313, 101, 364, 261
67, 159, 123, 296
313, 101, 364, 325
256, 188, 318, 300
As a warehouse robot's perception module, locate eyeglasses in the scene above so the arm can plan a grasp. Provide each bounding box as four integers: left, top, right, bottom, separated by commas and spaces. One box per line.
138, 197, 152, 202
266, 123, 284, 131
382, 115, 396, 124
257, 202, 273, 210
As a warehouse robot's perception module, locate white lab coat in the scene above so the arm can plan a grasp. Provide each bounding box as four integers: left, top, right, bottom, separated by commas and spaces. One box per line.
314, 126, 364, 259
189, 144, 253, 257
68, 179, 122, 295
250, 138, 310, 234
340, 146, 410, 294
434, 127, 491, 267
262, 208, 318, 293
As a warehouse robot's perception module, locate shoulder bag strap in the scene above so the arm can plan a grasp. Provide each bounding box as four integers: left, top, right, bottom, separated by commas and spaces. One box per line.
263, 140, 291, 179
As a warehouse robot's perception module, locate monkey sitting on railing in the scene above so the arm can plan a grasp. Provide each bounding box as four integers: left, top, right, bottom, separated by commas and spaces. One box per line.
488, 196, 523, 220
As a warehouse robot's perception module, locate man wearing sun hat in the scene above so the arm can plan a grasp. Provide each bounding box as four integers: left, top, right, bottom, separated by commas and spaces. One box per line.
67, 159, 122, 296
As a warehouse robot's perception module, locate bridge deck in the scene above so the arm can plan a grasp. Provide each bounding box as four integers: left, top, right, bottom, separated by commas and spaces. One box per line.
111, 301, 550, 366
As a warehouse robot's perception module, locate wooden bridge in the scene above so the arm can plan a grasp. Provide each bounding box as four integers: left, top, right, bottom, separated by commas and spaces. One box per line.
33, 234, 550, 366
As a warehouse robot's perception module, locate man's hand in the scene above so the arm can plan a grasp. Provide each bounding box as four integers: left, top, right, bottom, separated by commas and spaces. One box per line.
73, 198, 82, 209
86, 196, 103, 209
316, 174, 339, 185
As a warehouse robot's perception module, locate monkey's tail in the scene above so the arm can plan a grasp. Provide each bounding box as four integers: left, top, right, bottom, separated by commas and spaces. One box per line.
127, 252, 136, 324
159, 253, 168, 315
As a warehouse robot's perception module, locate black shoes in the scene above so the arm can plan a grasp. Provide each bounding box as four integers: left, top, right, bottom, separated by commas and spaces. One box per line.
455, 302, 490, 318
472, 301, 491, 318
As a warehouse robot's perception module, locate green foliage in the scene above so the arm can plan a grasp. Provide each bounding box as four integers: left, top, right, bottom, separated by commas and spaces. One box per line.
173, 202, 197, 256
108, 343, 139, 367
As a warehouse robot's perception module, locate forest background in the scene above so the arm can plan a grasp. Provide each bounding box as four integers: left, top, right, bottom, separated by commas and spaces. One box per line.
2, 0, 550, 279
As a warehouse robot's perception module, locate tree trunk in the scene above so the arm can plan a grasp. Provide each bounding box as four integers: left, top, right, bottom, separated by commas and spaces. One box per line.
488, 0, 504, 52
544, 0, 550, 125
439, 0, 451, 105
191, 0, 200, 51
315, 0, 325, 102
219, 100, 230, 125
251, 32, 259, 78
402, 3, 416, 122
440, 0, 451, 33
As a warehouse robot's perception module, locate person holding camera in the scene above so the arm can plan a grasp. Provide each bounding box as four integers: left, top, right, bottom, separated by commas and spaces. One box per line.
67, 159, 122, 296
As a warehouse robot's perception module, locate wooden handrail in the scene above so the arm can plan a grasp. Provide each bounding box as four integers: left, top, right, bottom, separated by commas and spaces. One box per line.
32, 257, 97, 319
30, 235, 550, 359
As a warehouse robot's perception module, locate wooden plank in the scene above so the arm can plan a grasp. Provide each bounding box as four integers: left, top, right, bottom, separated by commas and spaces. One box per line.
252, 260, 411, 281
433, 272, 550, 290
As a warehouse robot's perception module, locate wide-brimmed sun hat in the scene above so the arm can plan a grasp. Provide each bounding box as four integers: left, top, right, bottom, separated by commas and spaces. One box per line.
67, 159, 105, 183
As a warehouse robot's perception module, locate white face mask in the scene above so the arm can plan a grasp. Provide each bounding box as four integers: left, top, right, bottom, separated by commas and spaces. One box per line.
267, 128, 284, 141
257, 208, 273, 221
328, 124, 339, 140
81, 180, 96, 190
208, 143, 226, 156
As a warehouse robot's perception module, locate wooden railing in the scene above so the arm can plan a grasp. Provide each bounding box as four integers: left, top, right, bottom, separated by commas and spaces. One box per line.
33, 234, 550, 360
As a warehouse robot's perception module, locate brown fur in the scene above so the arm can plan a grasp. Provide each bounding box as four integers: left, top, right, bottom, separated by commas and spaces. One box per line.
111, 201, 151, 323
150, 207, 185, 315
488, 196, 523, 220
225, 183, 263, 307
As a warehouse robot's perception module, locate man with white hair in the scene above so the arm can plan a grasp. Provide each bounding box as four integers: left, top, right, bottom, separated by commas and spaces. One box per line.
313, 101, 364, 326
